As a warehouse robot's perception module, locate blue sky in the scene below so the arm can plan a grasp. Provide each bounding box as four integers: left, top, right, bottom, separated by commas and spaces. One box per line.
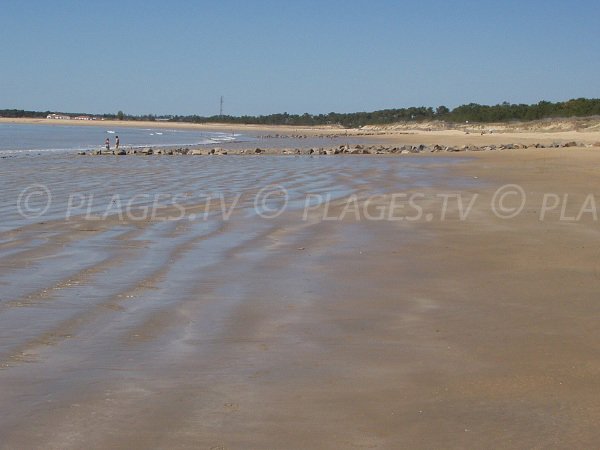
1, 0, 599, 116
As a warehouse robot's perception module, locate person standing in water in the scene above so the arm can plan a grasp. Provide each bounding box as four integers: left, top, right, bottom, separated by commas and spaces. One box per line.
104, 137, 110, 153
115, 136, 120, 152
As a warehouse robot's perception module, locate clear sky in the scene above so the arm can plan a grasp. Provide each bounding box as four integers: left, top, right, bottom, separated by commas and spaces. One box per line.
1, 0, 599, 116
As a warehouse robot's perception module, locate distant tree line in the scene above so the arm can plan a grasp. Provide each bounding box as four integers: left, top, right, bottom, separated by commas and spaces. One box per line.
2, 98, 600, 128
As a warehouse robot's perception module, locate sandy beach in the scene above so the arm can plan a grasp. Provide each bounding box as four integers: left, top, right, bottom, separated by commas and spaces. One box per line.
1, 125, 600, 448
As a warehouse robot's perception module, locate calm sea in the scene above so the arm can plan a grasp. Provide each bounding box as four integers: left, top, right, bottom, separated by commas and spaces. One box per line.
0, 123, 251, 154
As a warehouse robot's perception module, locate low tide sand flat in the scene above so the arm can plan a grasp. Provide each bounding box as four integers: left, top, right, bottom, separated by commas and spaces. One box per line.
1, 122, 600, 448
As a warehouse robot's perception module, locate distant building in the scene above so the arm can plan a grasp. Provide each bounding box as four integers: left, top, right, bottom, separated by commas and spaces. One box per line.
47, 114, 100, 121
46, 114, 71, 120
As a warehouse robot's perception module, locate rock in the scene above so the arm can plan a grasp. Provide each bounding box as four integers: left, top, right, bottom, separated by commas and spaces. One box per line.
78, 151, 86, 155
191, 149, 203, 155
563, 141, 577, 147
593, 142, 600, 147
117, 150, 126, 155
255, 148, 262, 154
93, 150, 102, 155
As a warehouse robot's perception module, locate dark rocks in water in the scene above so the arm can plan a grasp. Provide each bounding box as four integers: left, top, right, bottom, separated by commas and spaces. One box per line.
80, 140, 552, 158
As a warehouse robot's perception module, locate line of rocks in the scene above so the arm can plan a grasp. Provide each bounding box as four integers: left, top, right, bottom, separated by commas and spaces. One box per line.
79, 141, 600, 157
256, 134, 343, 139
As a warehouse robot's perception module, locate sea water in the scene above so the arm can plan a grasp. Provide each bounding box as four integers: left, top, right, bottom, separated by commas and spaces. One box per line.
0, 123, 249, 154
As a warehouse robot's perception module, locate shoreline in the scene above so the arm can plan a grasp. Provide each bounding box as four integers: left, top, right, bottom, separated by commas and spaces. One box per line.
3, 117, 600, 146
0, 117, 347, 136
2, 117, 599, 157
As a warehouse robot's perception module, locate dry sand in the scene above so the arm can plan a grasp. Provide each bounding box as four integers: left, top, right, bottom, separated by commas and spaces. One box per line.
1, 125, 600, 448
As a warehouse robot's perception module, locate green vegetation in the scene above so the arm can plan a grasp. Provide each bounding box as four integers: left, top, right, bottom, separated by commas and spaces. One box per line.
0, 109, 50, 118
2, 98, 600, 128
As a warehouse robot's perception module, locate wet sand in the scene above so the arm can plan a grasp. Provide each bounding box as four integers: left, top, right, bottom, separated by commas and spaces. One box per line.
1, 146, 600, 448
